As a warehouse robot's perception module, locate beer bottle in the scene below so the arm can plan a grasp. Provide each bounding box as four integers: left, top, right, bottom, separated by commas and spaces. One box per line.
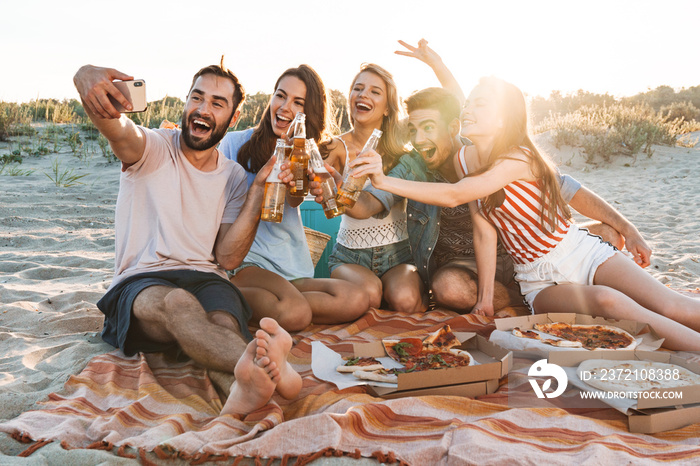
307, 139, 344, 219
260, 139, 287, 223
288, 112, 309, 197
336, 129, 382, 208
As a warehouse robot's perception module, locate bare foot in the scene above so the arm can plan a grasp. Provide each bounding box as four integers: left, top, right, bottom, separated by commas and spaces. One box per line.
220, 340, 276, 416
256, 317, 302, 400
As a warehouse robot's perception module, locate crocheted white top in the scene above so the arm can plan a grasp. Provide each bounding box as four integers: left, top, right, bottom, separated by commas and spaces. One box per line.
335, 137, 409, 249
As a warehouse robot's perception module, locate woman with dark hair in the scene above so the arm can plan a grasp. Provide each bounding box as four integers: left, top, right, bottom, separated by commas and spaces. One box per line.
321, 63, 425, 313
351, 76, 700, 351
219, 65, 369, 331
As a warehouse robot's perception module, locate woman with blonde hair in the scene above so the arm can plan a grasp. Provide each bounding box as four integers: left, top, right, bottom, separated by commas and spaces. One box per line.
322, 63, 426, 313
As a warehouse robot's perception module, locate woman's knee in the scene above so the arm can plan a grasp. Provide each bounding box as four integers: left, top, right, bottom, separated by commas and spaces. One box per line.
385, 287, 423, 313
275, 296, 312, 331
588, 286, 631, 316
366, 280, 382, 309
335, 282, 370, 316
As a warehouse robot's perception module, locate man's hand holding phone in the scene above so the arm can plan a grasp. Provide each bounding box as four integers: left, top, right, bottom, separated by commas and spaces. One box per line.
73, 65, 146, 119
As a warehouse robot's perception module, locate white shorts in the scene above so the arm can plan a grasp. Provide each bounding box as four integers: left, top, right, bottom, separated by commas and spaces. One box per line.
514, 224, 618, 312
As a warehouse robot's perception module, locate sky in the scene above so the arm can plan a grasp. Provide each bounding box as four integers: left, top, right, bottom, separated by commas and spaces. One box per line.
1, 0, 698, 104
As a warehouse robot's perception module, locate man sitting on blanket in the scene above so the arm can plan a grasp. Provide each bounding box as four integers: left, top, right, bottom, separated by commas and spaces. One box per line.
74, 60, 302, 416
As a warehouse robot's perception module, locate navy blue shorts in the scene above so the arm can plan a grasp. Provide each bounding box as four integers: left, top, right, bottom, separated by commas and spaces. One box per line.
96, 270, 253, 356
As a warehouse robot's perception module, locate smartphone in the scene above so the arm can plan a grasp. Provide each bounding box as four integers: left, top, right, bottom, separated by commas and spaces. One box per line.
110, 79, 147, 113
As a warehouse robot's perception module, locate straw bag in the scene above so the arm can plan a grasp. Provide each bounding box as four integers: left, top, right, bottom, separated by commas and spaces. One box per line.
303, 226, 331, 267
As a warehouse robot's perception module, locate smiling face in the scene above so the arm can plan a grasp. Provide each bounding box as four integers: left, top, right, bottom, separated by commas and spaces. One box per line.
349, 71, 388, 127
460, 84, 502, 140
407, 108, 456, 172
181, 74, 237, 151
269, 76, 307, 137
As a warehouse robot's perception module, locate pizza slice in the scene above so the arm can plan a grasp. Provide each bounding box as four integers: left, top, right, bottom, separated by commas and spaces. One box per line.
353, 368, 398, 384
383, 337, 423, 362
533, 322, 637, 350
402, 348, 474, 371
423, 324, 461, 350
541, 339, 583, 348
336, 356, 385, 373
512, 327, 542, 340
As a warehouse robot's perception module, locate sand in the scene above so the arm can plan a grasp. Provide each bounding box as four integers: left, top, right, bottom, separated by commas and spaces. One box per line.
0, 125, 698, 461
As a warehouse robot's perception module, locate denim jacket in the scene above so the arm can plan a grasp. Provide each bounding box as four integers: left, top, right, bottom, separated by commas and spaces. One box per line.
365, 150, 441, 285
365, 150, 582, 286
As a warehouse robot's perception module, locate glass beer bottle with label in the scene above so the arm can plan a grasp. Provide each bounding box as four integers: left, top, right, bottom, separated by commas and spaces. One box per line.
288, 112, 309, 197
307, 139, 344, 219
260, 139, 287, 223
336, 128, 382, 208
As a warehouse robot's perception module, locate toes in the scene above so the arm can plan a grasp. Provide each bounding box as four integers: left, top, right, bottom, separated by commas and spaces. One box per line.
256, 329, 272, 347
265, 361, 279, 374
255, 356, 270, 368
259, 317, 280, 334
265, 361, 281, 382
255, 344, 267, 360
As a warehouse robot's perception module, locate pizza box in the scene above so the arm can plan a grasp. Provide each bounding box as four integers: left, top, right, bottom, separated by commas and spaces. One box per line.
367, 377, 500, 399
352, 332, 512, 395
492, 312, 663, 354
552, 350, 700, 433
628, 406, 700, 434
552, 350, 700, 409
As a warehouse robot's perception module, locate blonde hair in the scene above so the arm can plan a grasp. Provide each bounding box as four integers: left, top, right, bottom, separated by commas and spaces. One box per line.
348, 64, 407, 171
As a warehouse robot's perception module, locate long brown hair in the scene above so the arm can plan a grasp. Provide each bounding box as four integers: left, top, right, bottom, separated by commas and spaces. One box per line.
348, 64, 407, 172
471, 77, 570, 231
237, 65, 334, 173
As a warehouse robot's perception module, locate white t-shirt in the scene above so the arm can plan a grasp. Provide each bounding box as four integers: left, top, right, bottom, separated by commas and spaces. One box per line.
110, 128, 248, 288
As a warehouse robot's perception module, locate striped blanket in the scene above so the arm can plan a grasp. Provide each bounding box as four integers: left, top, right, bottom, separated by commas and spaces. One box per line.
2, 307, 700, 464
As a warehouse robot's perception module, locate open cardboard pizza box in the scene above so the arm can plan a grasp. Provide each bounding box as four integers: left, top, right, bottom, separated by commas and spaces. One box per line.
492, 312, 663, 355
352, 332, 512, 398
551, 349, 700, 433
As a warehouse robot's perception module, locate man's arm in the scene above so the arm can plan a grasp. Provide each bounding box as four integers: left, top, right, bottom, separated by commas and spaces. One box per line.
73, 65, 145, 164
470, 203, 498, 316
214, 156, 276, 270
569, 186, 652, 267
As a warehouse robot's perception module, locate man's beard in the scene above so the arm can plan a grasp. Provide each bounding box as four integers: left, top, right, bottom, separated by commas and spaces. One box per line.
180, 111, 233, 151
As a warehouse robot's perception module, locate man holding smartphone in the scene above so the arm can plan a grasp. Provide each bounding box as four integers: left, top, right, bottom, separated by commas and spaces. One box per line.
74, 62, 302, 416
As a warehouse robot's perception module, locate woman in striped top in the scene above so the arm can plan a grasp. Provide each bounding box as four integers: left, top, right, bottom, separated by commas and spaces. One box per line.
351, 76, 700, 351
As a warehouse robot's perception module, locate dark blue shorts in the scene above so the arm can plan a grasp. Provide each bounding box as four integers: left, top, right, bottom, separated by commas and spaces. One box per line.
96, 270, 253, 356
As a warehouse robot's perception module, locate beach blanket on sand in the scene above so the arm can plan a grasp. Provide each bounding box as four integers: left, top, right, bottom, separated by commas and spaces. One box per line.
2, 306, 700, 464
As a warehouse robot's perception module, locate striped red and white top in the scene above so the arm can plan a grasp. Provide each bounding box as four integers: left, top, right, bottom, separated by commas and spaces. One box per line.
459, 146, 570, 264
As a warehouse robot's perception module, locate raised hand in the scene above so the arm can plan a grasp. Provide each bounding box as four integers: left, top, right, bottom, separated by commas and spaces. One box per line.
395, 39, 443, 68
